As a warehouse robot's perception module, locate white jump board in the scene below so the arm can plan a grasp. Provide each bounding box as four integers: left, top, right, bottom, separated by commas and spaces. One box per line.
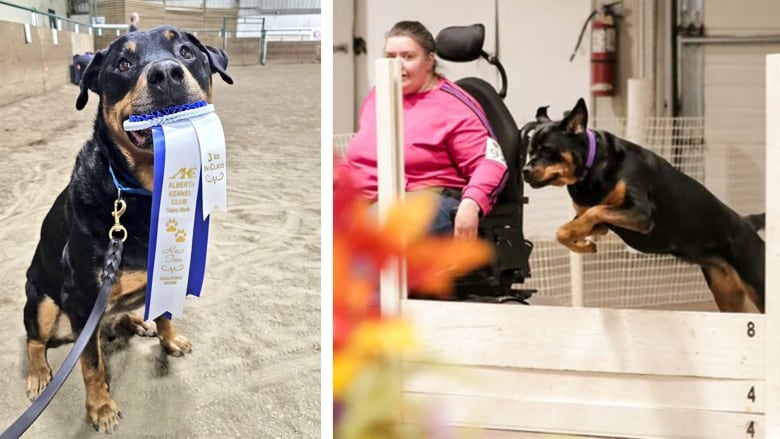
403, 301, 764, 379
405, 392, 762, 439
405, 365, 763, 438
405, 365, 763, 413
403, 301, 765, 438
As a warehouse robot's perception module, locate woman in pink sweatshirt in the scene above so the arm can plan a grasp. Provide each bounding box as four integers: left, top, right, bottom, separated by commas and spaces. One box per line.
342, 20, 508, 239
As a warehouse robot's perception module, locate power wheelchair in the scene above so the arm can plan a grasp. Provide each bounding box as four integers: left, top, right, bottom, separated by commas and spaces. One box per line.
432, 24, 536, 303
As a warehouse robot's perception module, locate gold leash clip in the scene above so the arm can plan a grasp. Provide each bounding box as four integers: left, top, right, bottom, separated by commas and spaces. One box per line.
109, 198, 128, 242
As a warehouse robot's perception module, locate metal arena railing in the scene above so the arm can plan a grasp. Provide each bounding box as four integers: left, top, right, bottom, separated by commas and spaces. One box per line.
0, 0, 129, 36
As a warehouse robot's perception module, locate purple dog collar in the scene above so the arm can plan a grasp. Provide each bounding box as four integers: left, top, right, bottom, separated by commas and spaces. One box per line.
579, 129, 597, 181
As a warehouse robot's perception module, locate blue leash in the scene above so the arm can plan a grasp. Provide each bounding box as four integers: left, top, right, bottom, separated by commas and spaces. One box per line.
108, 164, 152, 197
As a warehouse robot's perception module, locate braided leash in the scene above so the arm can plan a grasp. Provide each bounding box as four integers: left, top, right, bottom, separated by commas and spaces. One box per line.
1, 233, 125, 438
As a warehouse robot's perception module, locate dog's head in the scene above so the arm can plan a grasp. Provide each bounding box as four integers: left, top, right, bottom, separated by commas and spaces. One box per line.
521, 98, 591, 188
75, 25, 233, 154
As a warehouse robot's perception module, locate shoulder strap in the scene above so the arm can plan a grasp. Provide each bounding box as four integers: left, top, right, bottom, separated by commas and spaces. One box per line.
440, 82, 497, 139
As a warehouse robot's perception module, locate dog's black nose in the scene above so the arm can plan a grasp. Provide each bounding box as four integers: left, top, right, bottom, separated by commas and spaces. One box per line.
147, 60, 185, 89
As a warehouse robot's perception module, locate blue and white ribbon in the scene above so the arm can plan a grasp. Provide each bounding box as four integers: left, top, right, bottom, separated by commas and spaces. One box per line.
145, 109, 227, 321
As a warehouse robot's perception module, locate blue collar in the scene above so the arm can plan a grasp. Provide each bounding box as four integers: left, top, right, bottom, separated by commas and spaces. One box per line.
109, 164, 152, 197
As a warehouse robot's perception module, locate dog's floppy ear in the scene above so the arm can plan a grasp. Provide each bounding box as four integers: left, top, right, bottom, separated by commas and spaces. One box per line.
535, 106, 551, 122
75, 49, 107, 110
186, 32, 234, 84
561, 98, 588, 134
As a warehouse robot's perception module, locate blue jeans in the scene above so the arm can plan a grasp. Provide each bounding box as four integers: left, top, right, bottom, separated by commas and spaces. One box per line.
428, 193, 461, 236
368, 190, 461, 236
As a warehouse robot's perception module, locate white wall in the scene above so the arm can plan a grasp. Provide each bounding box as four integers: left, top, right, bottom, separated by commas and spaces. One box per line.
333, 0, 354, 134
496, 0, 591, 124
705, 0, 780, 35
703, 0, 780, 147
698, 0, 780, 214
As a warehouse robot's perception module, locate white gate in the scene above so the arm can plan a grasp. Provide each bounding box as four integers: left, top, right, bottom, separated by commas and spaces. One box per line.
372, 55, 780, 438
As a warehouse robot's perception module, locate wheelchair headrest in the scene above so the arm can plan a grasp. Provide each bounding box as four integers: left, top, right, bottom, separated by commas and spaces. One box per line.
435, 24, 485, 62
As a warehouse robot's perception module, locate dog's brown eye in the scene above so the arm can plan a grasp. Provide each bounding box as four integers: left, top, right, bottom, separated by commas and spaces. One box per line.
118, 58, 131, 72
180, 46, 194, 60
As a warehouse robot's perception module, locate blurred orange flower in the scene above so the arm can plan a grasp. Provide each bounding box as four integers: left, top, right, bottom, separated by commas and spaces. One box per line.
334, 318, 416, 398
333, 164, 493, 437
333, 165, 492, 309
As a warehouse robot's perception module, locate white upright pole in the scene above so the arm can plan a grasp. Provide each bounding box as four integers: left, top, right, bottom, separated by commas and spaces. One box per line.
626, 78, 654, 146
375, 58, 406, 317
570, 253, 584, 307
764, 53, 780, 437
622, 78, 654, 257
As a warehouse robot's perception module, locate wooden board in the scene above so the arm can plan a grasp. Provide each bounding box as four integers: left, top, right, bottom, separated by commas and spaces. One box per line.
764, 53, 780, 438
405, 393, 763, 439
405, 364, 763, 413
404, 300, 764, 379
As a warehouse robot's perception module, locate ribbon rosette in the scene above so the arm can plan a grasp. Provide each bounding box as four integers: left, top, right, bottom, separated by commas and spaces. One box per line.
144, 108, 227, 321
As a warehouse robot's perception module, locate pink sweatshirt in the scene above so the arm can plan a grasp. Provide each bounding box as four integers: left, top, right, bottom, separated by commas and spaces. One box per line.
342, 77, 508, 215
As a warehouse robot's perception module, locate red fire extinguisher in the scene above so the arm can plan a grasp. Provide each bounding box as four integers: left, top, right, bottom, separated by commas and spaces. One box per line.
570, 2, 621, 96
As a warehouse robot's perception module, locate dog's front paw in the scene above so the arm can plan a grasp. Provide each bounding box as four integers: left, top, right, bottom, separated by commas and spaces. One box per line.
125, 317, 157, 337
557, 227, 597, 253
582, 241, 598, 253
570, 239, 597, 254
133, 320, 158, 337
160, 334, 192, 357
26, 365, 52, 400
115, 312, 157, 337
86, 394, 121, 433
568, 245, 597, 254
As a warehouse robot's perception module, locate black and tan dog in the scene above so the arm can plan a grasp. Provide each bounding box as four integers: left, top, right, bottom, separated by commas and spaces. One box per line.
521, 98, 764, 313
23, 25, 232, 432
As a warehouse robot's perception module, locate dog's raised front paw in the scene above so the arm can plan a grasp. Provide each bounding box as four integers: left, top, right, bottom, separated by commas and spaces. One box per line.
583, 242, 598, 253
569, 239, 597, 254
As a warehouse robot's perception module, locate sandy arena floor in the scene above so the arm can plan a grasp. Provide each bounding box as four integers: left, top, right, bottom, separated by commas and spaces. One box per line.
0, 64, 321, 437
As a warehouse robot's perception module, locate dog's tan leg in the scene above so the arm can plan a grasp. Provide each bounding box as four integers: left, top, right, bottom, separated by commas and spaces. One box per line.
557, 205, 608, 252
80, 328, 121, 432
581, 205, 654, 234
701, 260, 758, 313
26, 297, 59, 400
574, 204, 609, 238
590, 223, 610, 236
155, 316, 192, 356
558, 204, 654, 253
